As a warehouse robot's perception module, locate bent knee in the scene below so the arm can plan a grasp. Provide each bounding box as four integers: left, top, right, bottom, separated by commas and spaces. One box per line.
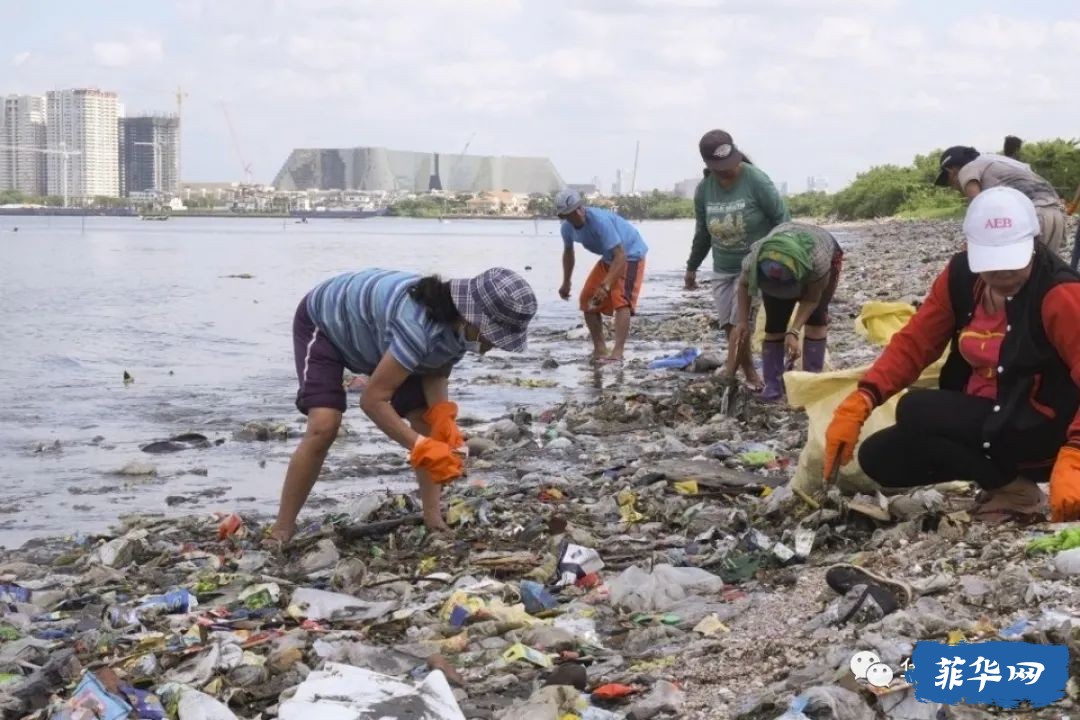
304, 413, 341, 448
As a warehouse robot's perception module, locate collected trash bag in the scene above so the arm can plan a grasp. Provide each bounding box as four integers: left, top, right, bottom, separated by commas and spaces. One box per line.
785, 301, 947, 495
854, 301, 917, 345
278, 662, 465, 720
607, 564, 724, 612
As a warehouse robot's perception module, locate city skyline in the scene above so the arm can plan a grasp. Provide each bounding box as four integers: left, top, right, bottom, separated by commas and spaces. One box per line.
3, 1, 1078, 195
0, 87, 180, 203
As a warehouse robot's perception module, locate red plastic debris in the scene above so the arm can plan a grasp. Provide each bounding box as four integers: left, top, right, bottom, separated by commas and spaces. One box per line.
217, 513, 244, 540
591, 683, 638, 700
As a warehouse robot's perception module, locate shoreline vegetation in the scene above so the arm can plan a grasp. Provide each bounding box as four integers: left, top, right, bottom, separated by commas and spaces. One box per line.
3, 139, 1075, 223
391, 138, 1080, 222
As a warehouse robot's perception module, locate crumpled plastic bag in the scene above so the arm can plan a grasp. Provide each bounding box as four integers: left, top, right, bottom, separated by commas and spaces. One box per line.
278, 662, 465, 720
785, 302, 947, 495
606, 564, 724, 612
776, 685, 874, 720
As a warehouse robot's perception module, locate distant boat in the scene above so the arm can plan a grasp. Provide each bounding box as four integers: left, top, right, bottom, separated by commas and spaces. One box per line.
140, 214, 170, 221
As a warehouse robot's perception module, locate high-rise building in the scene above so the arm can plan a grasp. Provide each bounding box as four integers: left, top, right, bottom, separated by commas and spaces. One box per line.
0, 95, 47, 196
119, 115, 180, 197
612, 168, 634, 196
46, 88, 120, 200
673, 177, 699, 199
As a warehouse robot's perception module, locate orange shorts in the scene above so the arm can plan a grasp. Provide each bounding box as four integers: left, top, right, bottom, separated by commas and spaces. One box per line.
579, 258, 645, 316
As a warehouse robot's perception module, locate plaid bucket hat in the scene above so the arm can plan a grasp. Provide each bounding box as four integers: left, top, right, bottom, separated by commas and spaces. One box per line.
449, 268, 537, 352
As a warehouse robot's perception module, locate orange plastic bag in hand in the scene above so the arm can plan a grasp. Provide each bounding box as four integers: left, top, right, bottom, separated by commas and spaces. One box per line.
409, 436, 463, 484
424, 401, 464, 449
1050, 446, 1080, 522
823, 390, 874, 480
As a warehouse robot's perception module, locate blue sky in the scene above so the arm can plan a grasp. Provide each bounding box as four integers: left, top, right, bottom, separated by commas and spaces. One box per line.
3, 0, 1078, 192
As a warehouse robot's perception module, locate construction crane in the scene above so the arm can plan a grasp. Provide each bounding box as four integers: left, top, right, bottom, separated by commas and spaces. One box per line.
220, 101, 253, 186
175, 85, 188, 187
630, 140, 640, 195
0, 143, 82, 207
450, 132, 476, 191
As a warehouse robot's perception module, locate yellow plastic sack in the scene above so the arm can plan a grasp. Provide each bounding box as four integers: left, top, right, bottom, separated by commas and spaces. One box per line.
786, 302, 947, 495
854, 301, 917, 345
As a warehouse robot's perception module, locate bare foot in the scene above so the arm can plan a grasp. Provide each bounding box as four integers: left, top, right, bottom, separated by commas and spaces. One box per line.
262, 521, 295, 551
743, 369, 764, 392
424, 515, 451, 533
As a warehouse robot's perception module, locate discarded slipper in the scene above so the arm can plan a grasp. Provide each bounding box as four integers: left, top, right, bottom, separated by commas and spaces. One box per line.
825, 564, 913, 607
835, 583, 898, 626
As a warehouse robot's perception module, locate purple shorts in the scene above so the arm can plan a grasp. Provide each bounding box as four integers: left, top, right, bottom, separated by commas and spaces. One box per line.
292, 295, 429, 418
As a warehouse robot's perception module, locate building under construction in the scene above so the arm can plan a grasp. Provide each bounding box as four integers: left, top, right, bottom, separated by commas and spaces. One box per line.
272, 146, 564, 195
119, 115, 180, 197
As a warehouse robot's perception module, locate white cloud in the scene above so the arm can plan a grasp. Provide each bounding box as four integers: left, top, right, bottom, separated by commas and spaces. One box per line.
11, 52, 30, 67
16, 0, 1075, 190
92, 38, 164, 68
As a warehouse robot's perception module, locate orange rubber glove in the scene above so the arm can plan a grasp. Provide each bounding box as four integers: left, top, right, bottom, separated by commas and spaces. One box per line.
823, 390, 875, 481
409, 436, 463, 484
424, 401, 464, 449
1066, 201, 1078, 216
1050, 445, 1080, 522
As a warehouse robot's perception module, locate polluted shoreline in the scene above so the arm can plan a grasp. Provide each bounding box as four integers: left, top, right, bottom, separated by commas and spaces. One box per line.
2, 218, 1080, 719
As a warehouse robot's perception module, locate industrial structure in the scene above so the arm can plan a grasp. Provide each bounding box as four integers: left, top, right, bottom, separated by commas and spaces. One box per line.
272, 146, 564, 195
119, 115, 180, 197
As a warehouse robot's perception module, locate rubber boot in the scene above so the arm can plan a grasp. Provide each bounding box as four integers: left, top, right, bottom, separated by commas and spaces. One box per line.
802, 337, 827, 373
760, 340, 785, 402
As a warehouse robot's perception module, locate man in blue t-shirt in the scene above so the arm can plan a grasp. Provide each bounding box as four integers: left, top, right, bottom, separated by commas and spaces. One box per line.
556, 189, 648, 363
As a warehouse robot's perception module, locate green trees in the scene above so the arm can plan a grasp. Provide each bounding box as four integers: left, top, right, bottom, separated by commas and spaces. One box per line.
785, 139, 1080, 221
1019, 139, 1080, 196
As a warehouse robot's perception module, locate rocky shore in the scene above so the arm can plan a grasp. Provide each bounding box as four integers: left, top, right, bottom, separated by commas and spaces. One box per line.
1, 218, 1078, 719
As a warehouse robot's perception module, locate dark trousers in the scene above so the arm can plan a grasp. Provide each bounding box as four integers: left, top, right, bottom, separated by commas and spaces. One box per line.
858, 389, 1059, 491
762, 248, 842, 334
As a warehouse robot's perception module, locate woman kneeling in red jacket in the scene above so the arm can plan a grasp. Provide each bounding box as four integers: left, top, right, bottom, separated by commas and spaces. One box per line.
825, 187, 1080, 522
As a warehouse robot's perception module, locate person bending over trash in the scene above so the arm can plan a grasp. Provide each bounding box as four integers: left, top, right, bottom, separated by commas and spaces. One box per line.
935, 145, 1067, 255
824, 188, 1080, 522
555, 188, 648, 364
729, 222, 843, 401
685, 129, 789, 391
269, 267, 537, 542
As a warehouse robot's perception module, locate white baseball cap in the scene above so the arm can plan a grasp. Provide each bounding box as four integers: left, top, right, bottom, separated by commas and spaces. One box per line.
962, 186, 1039, 273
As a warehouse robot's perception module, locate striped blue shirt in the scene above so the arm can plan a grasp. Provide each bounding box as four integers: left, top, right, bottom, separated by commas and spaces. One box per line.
561, 207, 648, 263
306, 270, 466, 375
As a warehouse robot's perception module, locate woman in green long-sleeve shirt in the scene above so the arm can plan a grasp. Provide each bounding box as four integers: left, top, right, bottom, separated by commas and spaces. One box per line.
685, 129, 789, 390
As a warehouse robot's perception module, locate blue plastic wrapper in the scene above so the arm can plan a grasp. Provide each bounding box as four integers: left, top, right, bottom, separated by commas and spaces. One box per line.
0, 583, 31, 603
51, 672, 131, 720
121, 685, 165, 720
519, 580, 557, 615
648, 347, 700, 370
